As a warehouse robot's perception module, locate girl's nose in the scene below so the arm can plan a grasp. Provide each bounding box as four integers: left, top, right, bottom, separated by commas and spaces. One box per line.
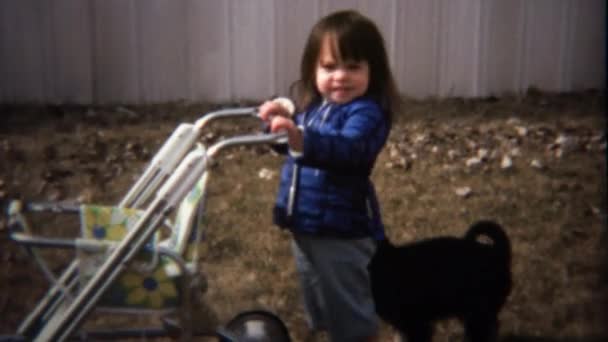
333, 68, 347, 80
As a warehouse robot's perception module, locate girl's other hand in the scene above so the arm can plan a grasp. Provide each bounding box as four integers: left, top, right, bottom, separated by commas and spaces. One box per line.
270, 116, 303, 152
258, 98, 295, 122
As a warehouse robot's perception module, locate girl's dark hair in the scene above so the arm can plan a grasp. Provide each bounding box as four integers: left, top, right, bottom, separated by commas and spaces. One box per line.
290, 10, 401, 121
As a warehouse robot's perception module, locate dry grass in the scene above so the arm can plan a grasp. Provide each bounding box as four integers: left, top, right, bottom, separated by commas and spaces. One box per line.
0, 90, 605, 341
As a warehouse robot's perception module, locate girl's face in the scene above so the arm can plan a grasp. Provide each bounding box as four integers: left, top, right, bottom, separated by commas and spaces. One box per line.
315, 35, 369, 104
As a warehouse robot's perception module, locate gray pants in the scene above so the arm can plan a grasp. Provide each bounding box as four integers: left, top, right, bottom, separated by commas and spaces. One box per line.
291, 233, 378, 342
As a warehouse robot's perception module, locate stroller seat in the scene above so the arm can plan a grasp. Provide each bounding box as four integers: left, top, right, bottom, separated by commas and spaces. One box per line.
78, 205, 174, 310
76, 170, 206, 311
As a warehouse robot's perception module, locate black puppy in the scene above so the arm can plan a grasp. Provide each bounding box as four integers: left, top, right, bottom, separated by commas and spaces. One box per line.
369, 220, 512, 342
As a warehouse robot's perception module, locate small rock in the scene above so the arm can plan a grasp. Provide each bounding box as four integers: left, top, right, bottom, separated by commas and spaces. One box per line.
466, 157, 482, 168
507, 117, 521, 126
77, 189, 94, 203
555, 134, 579, 153
47, 187, 64, 201
530, 159, 544, 169
554, 148, 563, 158
500, 155, 513, 169
442, 164, 458, 172
510, 147, 521, 157
591, 134, 604, 143
389, 146, 400, 159
515, 126, 528, 136
477, 148, 490, 160
455, 187, 472, 198
116, 106, 139, 119
396, 157, 410, 170
447, 149, 460, 160
203, 132, 216, 143
258, 168, 275, 180
413, 134, 426, 144
246, 272, 257, 283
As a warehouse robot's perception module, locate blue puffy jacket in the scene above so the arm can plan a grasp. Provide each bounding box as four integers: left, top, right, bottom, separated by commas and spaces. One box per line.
272, 97, 389, 240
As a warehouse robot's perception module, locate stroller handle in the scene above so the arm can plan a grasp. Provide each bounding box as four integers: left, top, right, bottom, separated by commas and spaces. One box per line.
156, 131, 287, 207
206, 131, 287, 158
121, 106, 262, 208
193, 107, 259, 130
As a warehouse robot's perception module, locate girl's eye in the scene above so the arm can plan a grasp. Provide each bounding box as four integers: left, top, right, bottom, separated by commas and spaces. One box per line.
321, 63, 336, 71
345, 62, 362, 71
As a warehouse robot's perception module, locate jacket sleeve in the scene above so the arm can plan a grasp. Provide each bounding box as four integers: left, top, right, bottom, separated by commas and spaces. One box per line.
298, 104, 388, 171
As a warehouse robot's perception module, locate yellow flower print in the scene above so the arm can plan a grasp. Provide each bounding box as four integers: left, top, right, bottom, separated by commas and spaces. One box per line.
82, 205, 141, 241
122, 266, 178, 309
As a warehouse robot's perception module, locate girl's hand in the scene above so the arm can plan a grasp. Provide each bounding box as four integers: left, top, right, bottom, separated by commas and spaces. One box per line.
270, 116, 303, 152
258, 97, 295, 122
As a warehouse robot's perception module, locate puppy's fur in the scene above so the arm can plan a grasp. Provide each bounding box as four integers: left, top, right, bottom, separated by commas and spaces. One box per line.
369, 220, 512, 342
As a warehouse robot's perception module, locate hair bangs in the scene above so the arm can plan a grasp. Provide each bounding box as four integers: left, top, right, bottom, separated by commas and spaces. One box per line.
334, 28, 368, 63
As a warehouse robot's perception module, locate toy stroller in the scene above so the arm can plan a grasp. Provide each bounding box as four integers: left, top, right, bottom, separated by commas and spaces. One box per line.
1, 107, 293, 341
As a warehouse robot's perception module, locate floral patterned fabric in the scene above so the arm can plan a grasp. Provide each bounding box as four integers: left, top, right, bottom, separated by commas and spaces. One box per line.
78, 205, 180, 310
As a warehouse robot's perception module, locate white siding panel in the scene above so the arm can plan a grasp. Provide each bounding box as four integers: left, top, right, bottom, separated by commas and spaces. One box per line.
357, 0, 398, 70
0, 0, 51, 103
0, 1, 13, 101
568, 0, 606, 90
437, 0, 482, 97
479, 0, 525, 97
229, 0, 275, 100
521, 0, 568, 92
92, 0, 140, 104
396, 0, 441, 98
186, 0, 231, 102
137, 0, 188, 103
50, 0, 93, 104
0, 0, 604, 104
274, 0, 319, 96
320, 0, 359, 15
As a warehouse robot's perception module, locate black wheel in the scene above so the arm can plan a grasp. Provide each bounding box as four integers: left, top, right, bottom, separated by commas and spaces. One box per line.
217, 310, 291, 342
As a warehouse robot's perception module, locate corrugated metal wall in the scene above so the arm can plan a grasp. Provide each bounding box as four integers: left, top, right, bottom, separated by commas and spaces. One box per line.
0, 0, 604, 104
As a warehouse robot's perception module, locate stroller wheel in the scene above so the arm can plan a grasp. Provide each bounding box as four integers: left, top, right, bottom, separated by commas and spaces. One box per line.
217, 310, 291, 342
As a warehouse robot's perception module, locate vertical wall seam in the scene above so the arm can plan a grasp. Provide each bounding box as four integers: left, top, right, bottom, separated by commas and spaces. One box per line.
134, 0, 143, 104
433, 0, 441, 97
390, 0, 397, 70
227, 0, 234, 100
559, 0, 574, 91
479, 0, 490, 96
517, 0, 527, 94
88, 0, 97, 104
183, 0, 191, 102
271, 0, 277, 96
472, 0, 482, 97
46, 0, 55, 103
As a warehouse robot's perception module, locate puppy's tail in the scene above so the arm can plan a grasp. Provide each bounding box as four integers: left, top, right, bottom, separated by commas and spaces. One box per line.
465, 220, 511, 267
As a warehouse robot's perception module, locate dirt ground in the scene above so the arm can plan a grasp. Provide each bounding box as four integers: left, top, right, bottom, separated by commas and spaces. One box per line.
0, 90, 606, 341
